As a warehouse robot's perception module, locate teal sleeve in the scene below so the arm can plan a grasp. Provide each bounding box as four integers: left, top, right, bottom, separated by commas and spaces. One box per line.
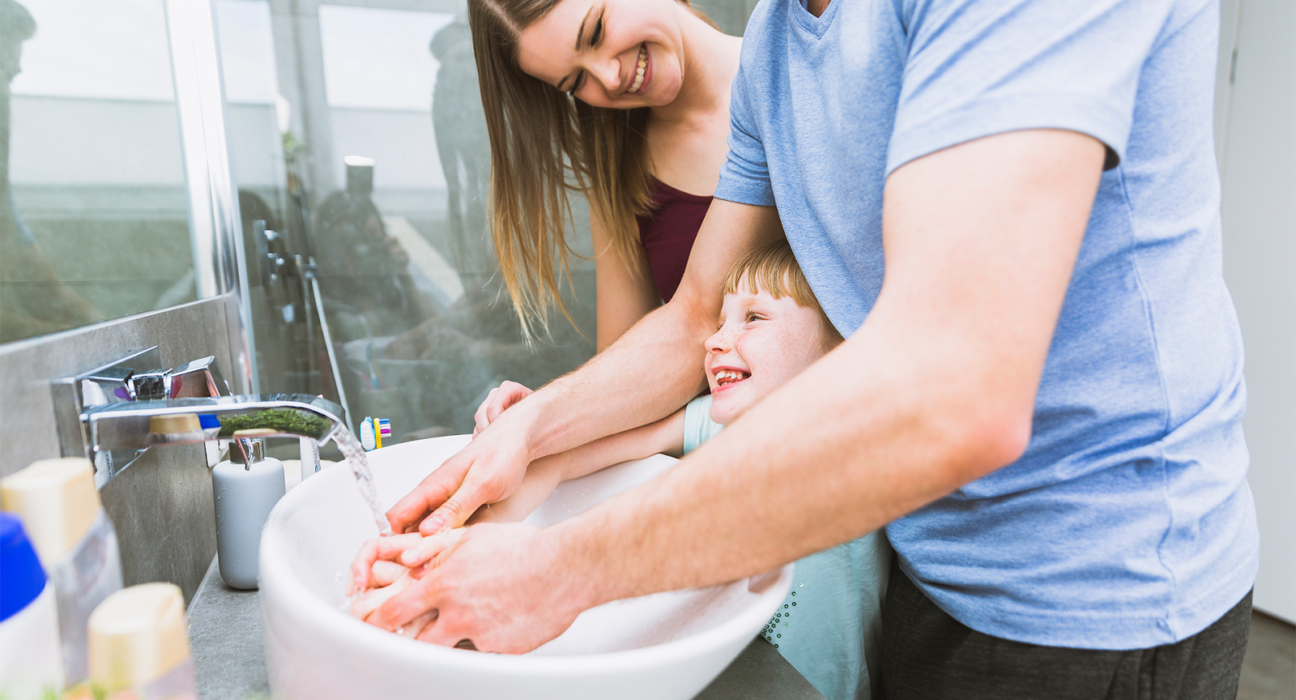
682, 395, 725, 455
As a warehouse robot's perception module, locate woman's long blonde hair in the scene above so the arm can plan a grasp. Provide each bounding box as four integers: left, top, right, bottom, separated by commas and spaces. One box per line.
468, 0, 714, 336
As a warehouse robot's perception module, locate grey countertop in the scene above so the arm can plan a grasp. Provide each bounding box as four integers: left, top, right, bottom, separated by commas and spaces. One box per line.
185, 557, 823, 700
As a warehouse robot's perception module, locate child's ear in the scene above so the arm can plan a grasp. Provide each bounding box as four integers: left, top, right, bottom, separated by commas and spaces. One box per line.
818, 320, 845, 352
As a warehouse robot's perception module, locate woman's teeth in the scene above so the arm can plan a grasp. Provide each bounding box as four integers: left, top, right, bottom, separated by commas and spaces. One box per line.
630, 44, 647, 94
714, 369, 747, 385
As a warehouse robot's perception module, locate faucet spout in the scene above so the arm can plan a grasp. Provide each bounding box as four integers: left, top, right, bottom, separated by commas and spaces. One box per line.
81, 394, 346, 456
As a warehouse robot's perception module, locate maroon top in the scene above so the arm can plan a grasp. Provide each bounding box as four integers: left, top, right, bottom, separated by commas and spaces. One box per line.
635, 179, 713, 302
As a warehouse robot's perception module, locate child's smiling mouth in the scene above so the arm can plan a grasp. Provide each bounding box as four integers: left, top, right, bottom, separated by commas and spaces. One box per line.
712, 368, 750, 390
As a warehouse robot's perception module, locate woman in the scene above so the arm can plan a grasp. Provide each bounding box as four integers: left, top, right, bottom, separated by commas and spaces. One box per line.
469, 0, 741, 348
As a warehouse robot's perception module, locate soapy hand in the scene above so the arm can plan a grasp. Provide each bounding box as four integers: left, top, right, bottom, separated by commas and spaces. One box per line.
385, 410, 533, 535
346, 529, 468, 596
472, 381, 533, 437
350, 568, 441, 639
349, 567, 412, 619
346, 533, 421, 596
366, 522, 587, 654
348, 529, 469, 638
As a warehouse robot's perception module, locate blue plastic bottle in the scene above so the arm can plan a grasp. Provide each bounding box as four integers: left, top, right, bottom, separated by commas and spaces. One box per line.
0, 513, 64, 699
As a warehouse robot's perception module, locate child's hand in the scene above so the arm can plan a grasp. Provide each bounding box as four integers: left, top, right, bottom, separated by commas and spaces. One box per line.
370, 560, 407, 588
391, 527, 468, 571
349, 568, 413, 620
473, 381, 533, 436
348, 569, 440, 638
346, 529, 469, 596
348, 529, 471, 641
346, 533, 422, 595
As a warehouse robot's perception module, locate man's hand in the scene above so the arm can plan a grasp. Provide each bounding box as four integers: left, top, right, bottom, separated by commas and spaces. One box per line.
385, 410, 534, 534
365, 523, 586, 653
472, 381, 532, 437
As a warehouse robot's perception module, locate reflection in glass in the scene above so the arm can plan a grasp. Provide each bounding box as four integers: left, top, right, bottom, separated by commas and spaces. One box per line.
0, 0, 196, 343
210, 0, 759, 444
216, 1, 597, 445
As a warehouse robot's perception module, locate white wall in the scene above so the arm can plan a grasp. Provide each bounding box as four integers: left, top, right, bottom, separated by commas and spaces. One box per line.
9, 96, 184, 186
226, 104, 287, 188
1216, 0, 1296, 623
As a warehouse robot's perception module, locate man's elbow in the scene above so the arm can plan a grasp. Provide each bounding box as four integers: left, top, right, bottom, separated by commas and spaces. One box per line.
942, 398, 1034, 483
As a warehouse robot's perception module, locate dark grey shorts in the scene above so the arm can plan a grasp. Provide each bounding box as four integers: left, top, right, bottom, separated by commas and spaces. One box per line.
880, 563, 1251, 700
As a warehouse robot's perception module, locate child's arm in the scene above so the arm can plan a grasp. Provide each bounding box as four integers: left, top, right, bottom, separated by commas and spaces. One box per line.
470, 408, 687, 524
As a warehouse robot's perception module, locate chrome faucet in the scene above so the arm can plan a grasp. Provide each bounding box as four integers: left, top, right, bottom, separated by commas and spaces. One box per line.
55, 348, 345, 485
79, 393, 345, 485
81, 394, 346, 454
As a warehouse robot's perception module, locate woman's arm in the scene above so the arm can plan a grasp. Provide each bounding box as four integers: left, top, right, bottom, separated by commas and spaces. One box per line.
591, 211, 661, 352
469, 408, 687, 525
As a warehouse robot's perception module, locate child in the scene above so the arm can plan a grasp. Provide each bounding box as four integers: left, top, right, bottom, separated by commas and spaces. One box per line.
350, 239, 889, 700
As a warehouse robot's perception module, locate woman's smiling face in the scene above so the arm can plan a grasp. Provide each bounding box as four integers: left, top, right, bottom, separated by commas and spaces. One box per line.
515, 0, 688, 109
704, 282, 830, 426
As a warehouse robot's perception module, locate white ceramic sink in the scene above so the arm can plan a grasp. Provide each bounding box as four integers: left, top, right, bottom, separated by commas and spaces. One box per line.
260, 435, 792, 699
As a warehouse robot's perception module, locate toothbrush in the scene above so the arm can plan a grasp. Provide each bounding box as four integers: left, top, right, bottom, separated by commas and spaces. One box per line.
360, 417, 376, 451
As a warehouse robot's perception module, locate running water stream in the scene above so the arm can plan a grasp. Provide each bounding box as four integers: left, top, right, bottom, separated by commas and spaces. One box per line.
332, 426, 392, 536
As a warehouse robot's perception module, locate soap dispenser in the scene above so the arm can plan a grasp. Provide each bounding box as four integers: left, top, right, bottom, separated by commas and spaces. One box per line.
212, 437, 286, 589
0, 457, 123, 686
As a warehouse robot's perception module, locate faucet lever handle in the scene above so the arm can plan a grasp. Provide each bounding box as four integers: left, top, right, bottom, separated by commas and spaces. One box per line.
131, 370, 171, 401
167, 356, 230, 399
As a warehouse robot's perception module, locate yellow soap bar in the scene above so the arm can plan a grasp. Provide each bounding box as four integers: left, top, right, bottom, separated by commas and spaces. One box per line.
0, 457, 99, 565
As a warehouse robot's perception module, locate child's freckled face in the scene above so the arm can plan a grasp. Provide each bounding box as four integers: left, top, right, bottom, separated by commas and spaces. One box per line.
704, 282, 828, 425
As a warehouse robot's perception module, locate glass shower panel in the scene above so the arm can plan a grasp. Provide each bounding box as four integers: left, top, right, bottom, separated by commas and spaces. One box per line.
1, 0, 198, 343
214, 0, 596, 443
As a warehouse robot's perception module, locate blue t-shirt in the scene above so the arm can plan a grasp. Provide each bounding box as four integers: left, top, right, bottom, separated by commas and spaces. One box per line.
685, 395, 888, 700
715, 0, 1256, 649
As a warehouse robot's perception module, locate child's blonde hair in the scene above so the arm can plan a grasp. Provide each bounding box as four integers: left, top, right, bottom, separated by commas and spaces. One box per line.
721, 239, 844, 348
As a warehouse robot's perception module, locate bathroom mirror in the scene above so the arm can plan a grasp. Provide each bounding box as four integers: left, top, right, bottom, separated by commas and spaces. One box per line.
211, 0, 595, 443
0, 0, 212, 344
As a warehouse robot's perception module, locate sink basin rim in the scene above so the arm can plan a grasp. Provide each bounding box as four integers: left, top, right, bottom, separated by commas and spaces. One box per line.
261, 548, 792, 674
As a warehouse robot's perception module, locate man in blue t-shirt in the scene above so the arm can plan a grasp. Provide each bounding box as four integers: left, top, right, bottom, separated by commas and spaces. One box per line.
372, 0, 1256, 695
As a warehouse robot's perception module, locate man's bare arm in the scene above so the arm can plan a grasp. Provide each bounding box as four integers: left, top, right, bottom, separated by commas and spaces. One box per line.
386, 200, 785, 534
369, 129, 1107, 652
